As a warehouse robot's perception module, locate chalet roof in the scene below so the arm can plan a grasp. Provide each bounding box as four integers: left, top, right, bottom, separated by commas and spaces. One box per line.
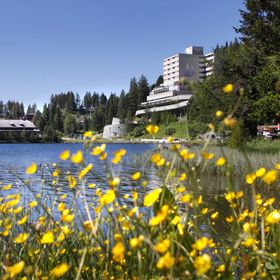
0, 119, 36, 129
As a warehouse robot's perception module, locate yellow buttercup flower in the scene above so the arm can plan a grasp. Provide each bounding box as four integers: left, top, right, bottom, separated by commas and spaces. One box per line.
100, 190, 116, 205
216, 157, 226, 166
14, 233, 29, 243
178, 172, 187, 181
50, 263, 69, 277
112, 242, 125, 264
108, 177, 120, 188
71, 150, 83, 164
26, 162, 37, 174
146, 124, 159, 135
29, 201, 37, 208
255, 167, 266, 177
144, 188, 162, 207
246, 173, 256, 185
193, 237, 208, 251
149, 205, 169, 226
223, 83, 234, 93
266, 210, 280, 224
83, 131, 93, 138
67, 175, 77, 188
60, 150, 70, 160
154, 239, 170, 253
215, 110, 223, 118
202, 152, 214, 160
129, 237, 142, 249
40, 231, 54, 244
78, 163, 93, 180
194, 254, 211, 276
5, 261, 25, 277
180, 149, 195, 160
131, 171, 141, 180
224, 117, 237, 127
91, 144, 106, 156
18, 215, 28, 225
156, 251, 175, 269
262, 170, 278, 185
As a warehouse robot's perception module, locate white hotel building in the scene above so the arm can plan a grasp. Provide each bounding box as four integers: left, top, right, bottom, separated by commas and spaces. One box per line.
135, 46, 214, 116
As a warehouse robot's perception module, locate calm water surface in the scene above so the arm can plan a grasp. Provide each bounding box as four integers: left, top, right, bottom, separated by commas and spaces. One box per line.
0, 143, 157, 200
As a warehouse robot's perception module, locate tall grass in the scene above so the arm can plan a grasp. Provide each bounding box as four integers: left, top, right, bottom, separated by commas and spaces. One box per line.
0, 137, 280, 279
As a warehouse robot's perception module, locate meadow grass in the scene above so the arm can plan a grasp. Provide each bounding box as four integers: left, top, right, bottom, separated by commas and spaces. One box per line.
1, 132, 280, 279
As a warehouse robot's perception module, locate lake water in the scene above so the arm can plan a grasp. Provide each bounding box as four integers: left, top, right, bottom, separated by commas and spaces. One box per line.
0, 143, 158, 203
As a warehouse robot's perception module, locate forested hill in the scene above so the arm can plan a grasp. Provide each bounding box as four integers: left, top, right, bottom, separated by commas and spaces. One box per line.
0, 75, 163, 141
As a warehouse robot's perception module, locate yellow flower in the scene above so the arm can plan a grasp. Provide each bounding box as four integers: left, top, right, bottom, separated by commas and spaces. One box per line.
131, 171, 141, 180
114, 149, 126, 157
61, 210, 75, 223
193, 237, 208, 251
255, 167, 266, 177
216, 264, 225, 272
171, 215, 180, 225
242, 237, 257, 248
40, 231, 54, 244
71, 150, 83, 164
59, 150, 70, 160
78, 163, 93, 180
67, 175, 77, 188
29, 201, 37, 208
211, 211, 219, 219
15, 233, 29, 243
5, 261, 25, 277
246, 173, 256, 185
223, 83, 234, 93
194, 254, 211, 276
112, 242, 125, 263
224, 117, 237, 128
146, 124, 159, 135
180, 194, 192, 203
154, 239, 170, 253
18, 215, 28, 225
178, 173, 187, 181
262, 170, 278, 185
177, 223, 184, 235
108, 177, 120, 188
226, 216, 234, 223
26, 162, 37, 174
58, 202, 65, 212
50, 263, 69, 277
266, 210, 280, 224
215, 110, 223, 118
91, 144, 106, 156
216, 157, 226, 166
143, 188, 162, 207
156, 251, 175, 269
129, 237, 142, 249
179, 149, 195, 160
202, 152, 214, 160
2, 184, 12, 190
149, 205, 169, 226
100, 190, 116, 205
151, 153, 165, 166
83, 131, 93, 138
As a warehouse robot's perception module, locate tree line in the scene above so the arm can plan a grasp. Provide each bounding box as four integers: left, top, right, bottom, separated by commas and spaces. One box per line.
0, 74, 162, 141
186, 0, 280, 138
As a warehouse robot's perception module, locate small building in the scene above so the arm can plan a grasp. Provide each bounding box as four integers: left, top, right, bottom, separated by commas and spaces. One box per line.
0, 119, 40, 137
103, 118, 126, 139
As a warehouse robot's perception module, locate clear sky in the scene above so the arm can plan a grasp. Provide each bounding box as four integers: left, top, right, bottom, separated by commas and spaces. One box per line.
0, 0, 244, 108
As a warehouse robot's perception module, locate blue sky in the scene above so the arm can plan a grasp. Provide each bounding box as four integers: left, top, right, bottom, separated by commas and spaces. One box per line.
0, 0, 244, 108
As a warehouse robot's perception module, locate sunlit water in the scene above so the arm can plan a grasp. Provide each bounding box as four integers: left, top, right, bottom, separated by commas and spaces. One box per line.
0, 143, 159, 206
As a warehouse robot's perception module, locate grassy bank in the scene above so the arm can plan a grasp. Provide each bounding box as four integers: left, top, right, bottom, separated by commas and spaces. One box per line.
1, 133, 280, 279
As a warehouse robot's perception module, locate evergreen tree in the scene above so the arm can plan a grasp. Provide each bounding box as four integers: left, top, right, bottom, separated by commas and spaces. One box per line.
117, 90, 126, 121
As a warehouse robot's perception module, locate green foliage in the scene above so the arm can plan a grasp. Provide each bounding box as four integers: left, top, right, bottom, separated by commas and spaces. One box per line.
165, 127, 176, 136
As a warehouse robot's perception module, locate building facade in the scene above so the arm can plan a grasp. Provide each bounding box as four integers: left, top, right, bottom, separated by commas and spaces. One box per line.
135, 46, 214, 116
0, 119, 40, 137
